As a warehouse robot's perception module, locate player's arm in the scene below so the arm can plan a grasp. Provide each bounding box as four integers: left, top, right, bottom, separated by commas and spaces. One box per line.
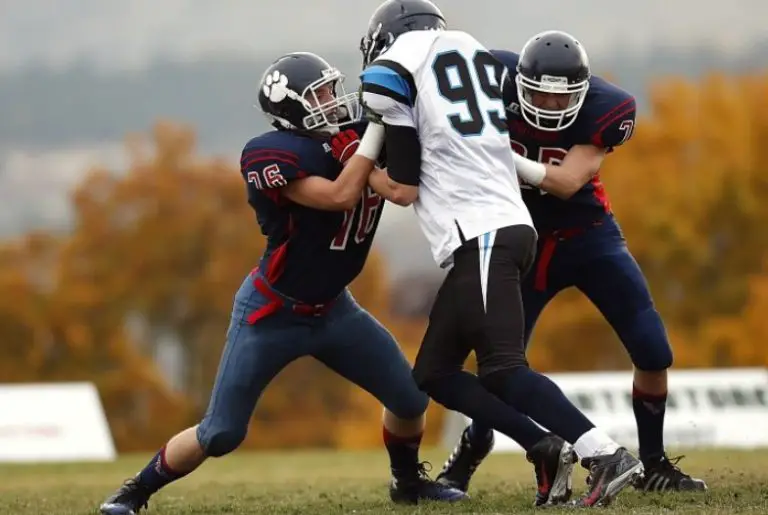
281, 125, 385, 211
360, 61, 421, 207
514, 145, 606, 199
367, 123, 421, 206
514, 97, 637, 200
241, 126, 384, 212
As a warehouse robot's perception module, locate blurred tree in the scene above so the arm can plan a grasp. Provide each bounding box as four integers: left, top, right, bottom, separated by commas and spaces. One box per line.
61, 121, 260, 408
0, 229, 193, 450
692, 260, 768, 368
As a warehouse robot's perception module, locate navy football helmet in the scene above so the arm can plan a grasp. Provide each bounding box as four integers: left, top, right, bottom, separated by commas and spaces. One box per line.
257, 52, 360, 135
360, 0, 447, 67
516, 31, 591, 131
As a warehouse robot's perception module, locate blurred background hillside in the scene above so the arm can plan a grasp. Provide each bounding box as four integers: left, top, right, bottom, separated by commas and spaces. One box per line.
1, 0, 767, 452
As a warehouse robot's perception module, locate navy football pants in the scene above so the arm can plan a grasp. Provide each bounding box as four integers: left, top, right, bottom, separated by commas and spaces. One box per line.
196, 272, 428, 457
524, 215, 673, 371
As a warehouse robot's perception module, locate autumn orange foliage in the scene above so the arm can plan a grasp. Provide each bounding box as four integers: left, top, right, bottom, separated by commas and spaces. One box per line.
0, 73, 767, 451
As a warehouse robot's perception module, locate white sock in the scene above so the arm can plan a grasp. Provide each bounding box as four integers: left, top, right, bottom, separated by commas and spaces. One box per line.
573, 428, 621, 459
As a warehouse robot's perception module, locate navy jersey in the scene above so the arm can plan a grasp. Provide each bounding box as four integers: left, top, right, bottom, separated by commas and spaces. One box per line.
240, 123, 384, 304
491, 49, 637, 232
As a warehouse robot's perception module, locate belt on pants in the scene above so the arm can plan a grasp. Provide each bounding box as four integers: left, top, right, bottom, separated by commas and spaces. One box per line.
534, 220, 604, 292
246, 268, 336, 324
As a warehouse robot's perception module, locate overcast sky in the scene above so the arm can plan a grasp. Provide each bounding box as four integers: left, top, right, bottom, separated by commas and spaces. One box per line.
0, 0, 763, 71
0, 0, 764, 277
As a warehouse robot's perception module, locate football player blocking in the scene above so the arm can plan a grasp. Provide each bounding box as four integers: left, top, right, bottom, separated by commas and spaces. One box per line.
359, 0, 646, 508
433, 13, 709, 500
99, 52, 467, 514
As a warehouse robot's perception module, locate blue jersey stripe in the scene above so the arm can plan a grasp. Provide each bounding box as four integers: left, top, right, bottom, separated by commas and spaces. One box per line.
360, 65, 413, 106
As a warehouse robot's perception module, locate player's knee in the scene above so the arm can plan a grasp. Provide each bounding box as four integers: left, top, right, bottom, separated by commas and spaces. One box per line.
197, 422, 247, 458
417, 374, 461, 411
412, 364, 435, 393
478, 365, 531, 399
475, 347, 529, 380
622, 307, 673, 371
386, 391, 429, 421
381, 372, 429, 420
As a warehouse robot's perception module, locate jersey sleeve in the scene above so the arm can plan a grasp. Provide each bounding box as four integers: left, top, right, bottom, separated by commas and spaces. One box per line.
589, 94, 637, 151
240, 144, 308, 191
239, 136, 325, 204
359, 60, 422, 186
360, 60, 417, 128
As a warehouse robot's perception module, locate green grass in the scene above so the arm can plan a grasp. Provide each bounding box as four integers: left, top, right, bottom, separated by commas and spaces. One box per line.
0, 448, 766, 514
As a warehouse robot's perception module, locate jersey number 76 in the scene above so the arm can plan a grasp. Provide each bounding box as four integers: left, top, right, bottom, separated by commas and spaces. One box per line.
432, 50, 508, 137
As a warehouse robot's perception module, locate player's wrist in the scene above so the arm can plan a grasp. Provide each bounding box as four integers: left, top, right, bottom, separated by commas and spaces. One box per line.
355, 123, 385, 161
512, 153, 546, 186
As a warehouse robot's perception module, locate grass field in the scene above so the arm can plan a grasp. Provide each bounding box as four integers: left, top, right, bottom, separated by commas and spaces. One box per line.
1, 448, 766, 514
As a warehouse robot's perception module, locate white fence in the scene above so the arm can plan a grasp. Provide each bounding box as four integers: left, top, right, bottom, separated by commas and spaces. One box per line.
0, 382, 116, 463
441, 368, 768, 452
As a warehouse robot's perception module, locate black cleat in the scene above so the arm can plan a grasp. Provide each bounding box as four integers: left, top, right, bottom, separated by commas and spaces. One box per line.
526, 434, 578, 506
575, 448, 644, 507
436, 425, 494, 493
390, 462, 469, 504
99, 477, 151, 515
634, 454, 708, 492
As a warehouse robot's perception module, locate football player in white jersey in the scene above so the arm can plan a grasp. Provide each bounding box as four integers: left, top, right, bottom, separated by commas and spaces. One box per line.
359, 0, 643, 507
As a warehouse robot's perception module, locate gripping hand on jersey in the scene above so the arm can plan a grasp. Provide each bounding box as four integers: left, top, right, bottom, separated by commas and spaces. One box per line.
358, 85, 384, 124
363, 104, 384, 124
330, 129, 361, 165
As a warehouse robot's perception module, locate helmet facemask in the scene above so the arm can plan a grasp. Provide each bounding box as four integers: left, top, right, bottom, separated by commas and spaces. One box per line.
301, 68, 361, 135
516, 73, 589, 132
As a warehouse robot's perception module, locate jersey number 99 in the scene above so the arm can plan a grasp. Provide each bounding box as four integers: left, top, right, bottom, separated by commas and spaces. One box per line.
432, 50, 508, 137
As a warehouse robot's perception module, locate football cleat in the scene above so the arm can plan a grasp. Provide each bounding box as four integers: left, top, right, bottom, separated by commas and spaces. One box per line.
390, 462, 469, 504
634, 454, 708, 492
436, 425, 494, 493
575, 448, 644, 507
526, 433, 578, 506
99, 477, 151, 515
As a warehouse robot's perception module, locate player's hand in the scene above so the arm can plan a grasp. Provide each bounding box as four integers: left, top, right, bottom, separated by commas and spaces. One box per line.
362, 104, 383, 124
358, 87, 384, 124
330, 129, 361, 164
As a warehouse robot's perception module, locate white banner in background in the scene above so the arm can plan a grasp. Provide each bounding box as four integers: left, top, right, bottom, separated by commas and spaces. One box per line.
0, 382, 116, 462
441, 368, 768, 453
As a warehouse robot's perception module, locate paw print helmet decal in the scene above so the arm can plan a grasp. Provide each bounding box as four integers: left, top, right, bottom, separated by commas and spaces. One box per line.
257, 52, 362, 135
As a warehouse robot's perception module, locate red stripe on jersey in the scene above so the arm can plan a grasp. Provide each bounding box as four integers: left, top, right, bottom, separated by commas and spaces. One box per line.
594, 98, 635, 124
263, 215, 294, 284
592, 107, 636, 147
590, 175, 611, 213
535, 237, 557, 291
246, 277, 283, 324
242, 155, 299, 170
241, 148, 300, 166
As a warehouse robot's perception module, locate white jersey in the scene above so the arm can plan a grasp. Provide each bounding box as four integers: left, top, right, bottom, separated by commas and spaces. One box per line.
360, 30, 534, 268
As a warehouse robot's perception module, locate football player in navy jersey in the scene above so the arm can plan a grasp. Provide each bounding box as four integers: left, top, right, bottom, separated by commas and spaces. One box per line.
99, 52, 465, 515
437, 31, 708, 497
